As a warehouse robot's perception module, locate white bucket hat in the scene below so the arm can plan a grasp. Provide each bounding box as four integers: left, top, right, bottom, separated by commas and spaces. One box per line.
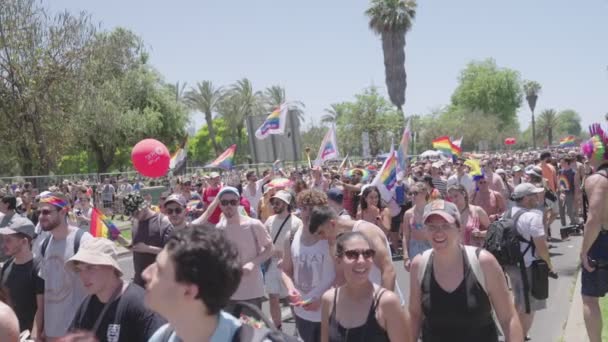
66, 238, 123, 276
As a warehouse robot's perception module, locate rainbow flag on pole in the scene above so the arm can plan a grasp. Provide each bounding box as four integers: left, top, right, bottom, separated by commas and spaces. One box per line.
372, 148, 398, 202
432, 136, 453, 155
314, 126, 339, 165
559, 135, 576, 147
255, 104, 289, 139
396, 119, 411, 174
205, 144, 236, 170
90, 208, 121, 240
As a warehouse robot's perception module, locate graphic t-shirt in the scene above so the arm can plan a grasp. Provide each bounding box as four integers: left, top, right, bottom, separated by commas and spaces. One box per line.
559, 169, 576, 194
70, 283, 166, 342
1, 258, 44, 332
35, 227, 93, 338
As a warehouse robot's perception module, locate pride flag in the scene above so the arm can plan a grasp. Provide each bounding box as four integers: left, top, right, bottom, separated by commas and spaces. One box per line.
314, 126, 339, 165
559, 173, 572, 191
396, 120, 411, 174
255, 104, 289, 139
432, 136, 453, 155
450, 141, 462, 157
205, 144, 236, 170
372, 149, 398, 202
559, 135, 576, 147
90, 208, 121, 240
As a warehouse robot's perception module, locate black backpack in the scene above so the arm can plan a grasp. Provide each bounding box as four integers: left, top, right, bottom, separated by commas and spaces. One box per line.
483, 209, 531, 266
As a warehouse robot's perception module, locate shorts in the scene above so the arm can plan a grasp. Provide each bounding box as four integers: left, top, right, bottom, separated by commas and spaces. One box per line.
390, 209, 405, 233
295, 315, 321, 342
264, 260, 288, 296
582, 231, 608, 297
505, 265, 547, 312
103, 200, 113, 208
546, 199, 558, 214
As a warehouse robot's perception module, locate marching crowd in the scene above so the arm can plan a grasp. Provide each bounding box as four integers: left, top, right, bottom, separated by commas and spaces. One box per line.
0, 124, 607, 342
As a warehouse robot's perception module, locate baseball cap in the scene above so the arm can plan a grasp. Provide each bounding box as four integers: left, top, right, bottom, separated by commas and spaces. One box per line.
512, 183, 544, 199
525, 165, 543, 178
512, 165, 522, 173
423, 200, 461, 224
326, 188, 344, 204
0, 216, 36, 238
218, 186, 240, 199
65, 238, 123, 276
164, 194, 186, 207
495, 168, 506, 176
209, 172, 220, 179
271, 190, 292, 205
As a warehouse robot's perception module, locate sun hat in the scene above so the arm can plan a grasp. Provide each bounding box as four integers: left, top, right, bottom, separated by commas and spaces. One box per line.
209, 172, 221, 179
271, 190, 292, 205
65, 238, 123, 276
423, 199, 461, 224
512, 165, 522, 173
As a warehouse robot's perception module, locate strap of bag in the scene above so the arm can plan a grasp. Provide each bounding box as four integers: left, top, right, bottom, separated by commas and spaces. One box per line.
416, 249, 433, 287
40, 235, 51, 257
464, 246, 485, 292
1, 258, 14, 286
271, 215, 291, 245
91, 281, 124, 334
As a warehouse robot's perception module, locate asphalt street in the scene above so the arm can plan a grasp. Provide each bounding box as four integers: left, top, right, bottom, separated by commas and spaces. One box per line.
119, 221, 582, 341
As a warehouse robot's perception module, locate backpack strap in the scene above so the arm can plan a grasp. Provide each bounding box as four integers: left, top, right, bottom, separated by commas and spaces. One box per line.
464, 246, 485, 293
416, 249, 433, 287
1, 257, 14, 286
40, 235, 52, 257
74, 229, 85, 255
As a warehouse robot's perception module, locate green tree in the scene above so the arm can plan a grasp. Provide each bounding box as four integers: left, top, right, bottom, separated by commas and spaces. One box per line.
365, 0, 417, 112
557, 109, 582, 136
185, 81, 224, 154
451, 59, 523, 128
188, 118, 244, 164
523, 80, 542, 148
537, 109, 560, 146
322, 103, 348, 124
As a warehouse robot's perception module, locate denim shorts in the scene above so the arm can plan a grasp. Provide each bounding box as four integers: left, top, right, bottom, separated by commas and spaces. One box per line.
582, 230, 608, 297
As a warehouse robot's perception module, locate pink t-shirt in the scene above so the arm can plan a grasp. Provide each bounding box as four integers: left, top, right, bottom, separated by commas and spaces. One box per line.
217, 217, 271, 300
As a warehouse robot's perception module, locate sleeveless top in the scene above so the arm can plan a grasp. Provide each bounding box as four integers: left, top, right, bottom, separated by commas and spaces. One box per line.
421, 248, 498, 342
328, 288, 389, 342
461, 206, 481, 247
407, 213, 432, 259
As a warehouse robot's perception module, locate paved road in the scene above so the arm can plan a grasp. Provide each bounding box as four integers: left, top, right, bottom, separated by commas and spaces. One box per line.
119, 221, 582, 341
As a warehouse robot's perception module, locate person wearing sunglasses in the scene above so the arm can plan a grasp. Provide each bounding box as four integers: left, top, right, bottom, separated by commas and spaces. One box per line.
471, 174, 506, 223
409, 200, 523, 342
321, 231, 410, 342
402, 183, 432, 272
163, 194, 188, 230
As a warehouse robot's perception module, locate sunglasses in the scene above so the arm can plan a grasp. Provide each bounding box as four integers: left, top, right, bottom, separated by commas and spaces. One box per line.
478, 181, 488, 184
165, 208, 183, 215
343, 249, 376, 260
407, 191, 419, 196
220, 199, 239, 207
38, 208, 58, 216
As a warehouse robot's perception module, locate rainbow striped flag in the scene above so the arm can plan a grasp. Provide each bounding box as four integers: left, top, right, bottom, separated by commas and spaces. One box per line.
559, 173, 572, 191
396, 120, 411, 174
255, 104, 288, 139
314, 126, 339, 165
559, 135, 576, 147
432, 136, 453, 155
450, 141, 462, 157
371, 149, 398, 202
90, 208, 121, 240
205, 144, 236, 170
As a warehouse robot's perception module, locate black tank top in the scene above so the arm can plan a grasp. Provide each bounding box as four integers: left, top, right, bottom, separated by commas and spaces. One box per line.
421, 248, 498, 342
328, 288, 390, 342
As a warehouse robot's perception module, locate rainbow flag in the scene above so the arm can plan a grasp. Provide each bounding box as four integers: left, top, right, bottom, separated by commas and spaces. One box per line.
396, 120, 411, 174
559, 135, 576, 147
559, 173, 572, 191
314, 126, 339, 165
255, 104, 288, 139
205, 144, 236, 170
371, 149, 398, 202
450, 141, 462, 157
90, 208, 121, 240
432, 136, 453, 155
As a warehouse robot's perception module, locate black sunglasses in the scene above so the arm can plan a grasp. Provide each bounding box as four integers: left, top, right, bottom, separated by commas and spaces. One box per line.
343, 249, 376, 260
220, 199, 239, 207
165, 208, 183, 215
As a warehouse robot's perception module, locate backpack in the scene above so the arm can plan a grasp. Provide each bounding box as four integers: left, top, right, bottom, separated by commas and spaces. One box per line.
157, 301, 301, 342
483, 209, 531, 266
40, 228, 85, 257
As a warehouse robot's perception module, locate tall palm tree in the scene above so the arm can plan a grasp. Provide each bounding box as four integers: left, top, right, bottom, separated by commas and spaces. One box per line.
231, 78, 263, 117
366, 0, 417, 112
523, 80, 542, 148
184, 81, 224, 154
263, 85, 305, 123
173, 81, 187, 103
321, 103, 348, 124
537, 109, 560, 146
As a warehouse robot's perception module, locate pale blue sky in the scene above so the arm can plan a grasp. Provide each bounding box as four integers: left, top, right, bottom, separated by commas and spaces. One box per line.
48, 0, 608, 132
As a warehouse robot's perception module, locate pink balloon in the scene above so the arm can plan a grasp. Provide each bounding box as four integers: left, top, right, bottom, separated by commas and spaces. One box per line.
131, 139, 170, 178
504, 137, 516, 145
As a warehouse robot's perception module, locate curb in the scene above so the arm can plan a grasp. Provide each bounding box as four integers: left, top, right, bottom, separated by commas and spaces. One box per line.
562, 270, 589, 342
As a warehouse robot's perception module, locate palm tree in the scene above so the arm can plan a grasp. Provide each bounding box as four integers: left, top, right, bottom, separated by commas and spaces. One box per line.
263, 85, 305, 123
322, 103, 348, 124
537, 109, 560, 146
173, 81, 188, 103
366, 0, 417, 112
523, 80, 542, 148
184, 81, 224, 154
231, 78, 263, 117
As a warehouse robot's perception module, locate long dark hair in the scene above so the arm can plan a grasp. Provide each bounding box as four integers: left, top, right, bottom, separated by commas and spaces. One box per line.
360, 185, 383, 210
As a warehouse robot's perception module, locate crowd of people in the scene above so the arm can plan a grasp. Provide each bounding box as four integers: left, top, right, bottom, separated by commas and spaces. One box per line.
0, 124, 606, 342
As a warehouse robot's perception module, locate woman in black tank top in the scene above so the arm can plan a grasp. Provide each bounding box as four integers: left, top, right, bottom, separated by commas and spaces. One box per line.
321, 232, 409, 342
408, 199, 524, 342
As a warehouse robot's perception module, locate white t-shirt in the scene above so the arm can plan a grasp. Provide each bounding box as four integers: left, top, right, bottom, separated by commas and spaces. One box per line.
265, 214, 303, 258
511, 206, 545, 267
35, 227, 93, 338
242, 180, 264, 218
447, 173, 476, 196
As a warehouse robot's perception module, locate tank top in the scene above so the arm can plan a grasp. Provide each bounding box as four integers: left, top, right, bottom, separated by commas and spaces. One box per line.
421, 248, 498, 342
328, 288, 389, 342
291, 228, 336, 322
